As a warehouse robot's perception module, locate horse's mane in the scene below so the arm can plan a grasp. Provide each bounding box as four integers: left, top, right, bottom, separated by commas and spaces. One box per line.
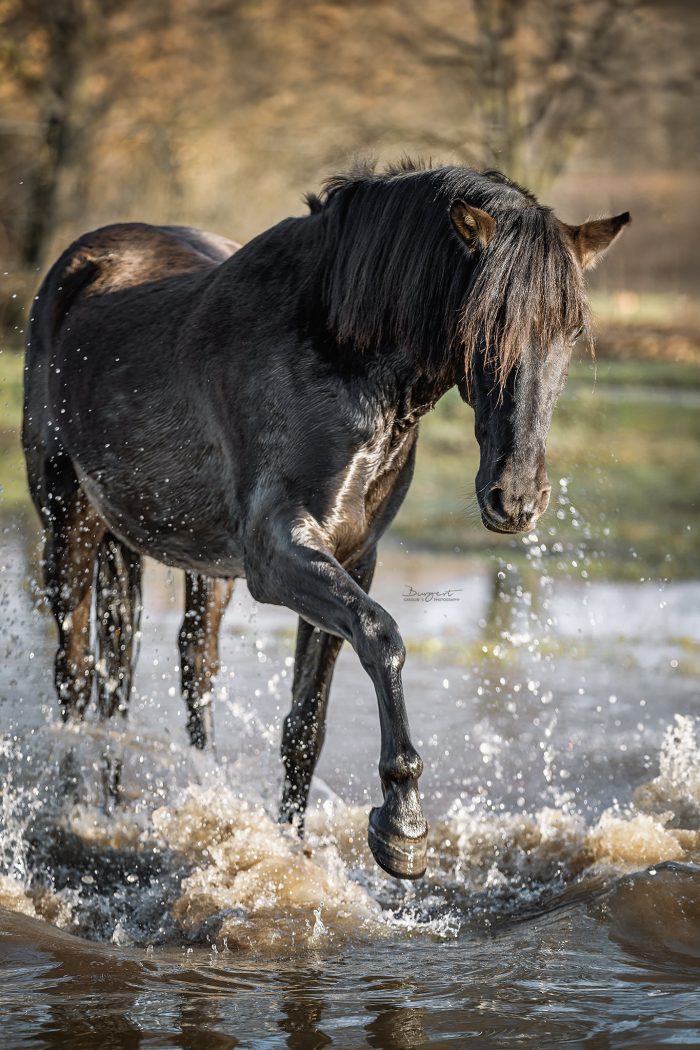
308, 159, 589, 389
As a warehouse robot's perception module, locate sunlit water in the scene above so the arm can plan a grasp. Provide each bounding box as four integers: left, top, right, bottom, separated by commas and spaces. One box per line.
1, 509, 699, 1047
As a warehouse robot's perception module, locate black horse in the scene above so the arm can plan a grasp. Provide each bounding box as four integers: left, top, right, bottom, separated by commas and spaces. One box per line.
23, 161, 628, 879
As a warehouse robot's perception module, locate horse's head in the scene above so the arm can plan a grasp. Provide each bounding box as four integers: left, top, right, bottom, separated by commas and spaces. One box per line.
451, 200, 630, 535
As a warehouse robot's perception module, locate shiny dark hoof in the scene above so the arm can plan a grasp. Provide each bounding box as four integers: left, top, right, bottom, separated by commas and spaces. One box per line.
368, 807, 428, 880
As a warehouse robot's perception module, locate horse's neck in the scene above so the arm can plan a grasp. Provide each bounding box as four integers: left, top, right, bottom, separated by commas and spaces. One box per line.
376, 352, 458, 429
236, 214, 459, 418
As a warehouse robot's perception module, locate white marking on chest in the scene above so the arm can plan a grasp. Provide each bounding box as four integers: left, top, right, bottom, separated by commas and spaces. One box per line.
322, 424, 405, 539
290, 421, 410, 553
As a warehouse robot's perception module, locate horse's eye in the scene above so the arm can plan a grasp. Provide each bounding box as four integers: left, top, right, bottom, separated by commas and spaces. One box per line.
570, 325, 584, 343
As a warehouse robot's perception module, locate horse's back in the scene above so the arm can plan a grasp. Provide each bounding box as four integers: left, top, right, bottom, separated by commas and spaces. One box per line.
23, 222, 239, 497
76, 222, 239, 292
42, 222, 238, 307
25, 219, 239, 406
157, 225, 240, 267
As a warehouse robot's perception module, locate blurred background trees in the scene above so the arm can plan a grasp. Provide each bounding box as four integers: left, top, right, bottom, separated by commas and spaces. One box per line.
0, 0, 698, 348
396, 0, 694, 191
0, 0, 699, 571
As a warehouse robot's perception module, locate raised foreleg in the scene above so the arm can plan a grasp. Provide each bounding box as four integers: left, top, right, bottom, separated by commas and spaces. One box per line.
246, 519, 427, 880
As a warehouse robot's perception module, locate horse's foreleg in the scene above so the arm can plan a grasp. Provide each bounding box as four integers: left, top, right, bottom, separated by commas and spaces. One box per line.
247, 529, 427, 880
179, 573, 234, 749
44, 487, 105, 721
280, 551, 376, 831
279, 621, 342, 830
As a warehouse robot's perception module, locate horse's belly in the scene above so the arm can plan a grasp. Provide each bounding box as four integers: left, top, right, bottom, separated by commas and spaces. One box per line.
77, 468, 246, 578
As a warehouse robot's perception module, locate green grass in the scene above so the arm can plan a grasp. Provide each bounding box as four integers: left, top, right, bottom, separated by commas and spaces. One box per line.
0, 349, 27, 512
2, 349, 699, 579
568, 359, 700, 390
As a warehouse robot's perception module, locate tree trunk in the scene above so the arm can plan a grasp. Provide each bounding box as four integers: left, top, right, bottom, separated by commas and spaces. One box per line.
21, 0, 95, 268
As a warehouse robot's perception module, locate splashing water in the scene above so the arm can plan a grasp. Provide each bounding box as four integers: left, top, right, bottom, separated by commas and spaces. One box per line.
0, 706, 697, 956
1, 516, 700, 1045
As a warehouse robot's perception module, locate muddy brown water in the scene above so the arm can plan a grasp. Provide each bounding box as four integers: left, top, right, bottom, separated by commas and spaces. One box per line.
1, 524, 699, 1048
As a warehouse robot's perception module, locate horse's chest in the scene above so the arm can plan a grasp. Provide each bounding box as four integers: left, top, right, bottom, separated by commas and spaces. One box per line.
321, 427, 412, 559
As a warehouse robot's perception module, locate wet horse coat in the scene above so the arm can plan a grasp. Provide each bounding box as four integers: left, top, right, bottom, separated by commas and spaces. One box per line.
23, 161, 629, 878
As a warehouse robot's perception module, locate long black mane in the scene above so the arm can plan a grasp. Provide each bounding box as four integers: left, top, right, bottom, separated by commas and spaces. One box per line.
309, 159, 589, 387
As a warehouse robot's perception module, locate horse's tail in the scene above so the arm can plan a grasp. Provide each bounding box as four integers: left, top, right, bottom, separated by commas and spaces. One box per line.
95, 534, 143, 720
23, 237, 101, 517
27, 238, 99, 356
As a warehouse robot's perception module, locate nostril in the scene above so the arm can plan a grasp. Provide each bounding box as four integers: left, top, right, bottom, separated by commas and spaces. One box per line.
539, 485, 552, 511
484, 487, 507, 523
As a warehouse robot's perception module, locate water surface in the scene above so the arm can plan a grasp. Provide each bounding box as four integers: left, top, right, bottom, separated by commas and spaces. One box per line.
1, 529, 699, 1048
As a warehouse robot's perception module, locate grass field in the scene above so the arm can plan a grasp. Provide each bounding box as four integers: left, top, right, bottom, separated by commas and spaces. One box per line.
2, 350, 699, 579
0, 350, 26, 512
398, 359, 700, 578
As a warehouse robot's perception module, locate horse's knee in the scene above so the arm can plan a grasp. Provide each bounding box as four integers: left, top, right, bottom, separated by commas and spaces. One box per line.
356, 608, 406, 676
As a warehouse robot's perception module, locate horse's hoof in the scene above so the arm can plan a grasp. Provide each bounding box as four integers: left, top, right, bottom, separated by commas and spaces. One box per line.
368, 807, 428, 880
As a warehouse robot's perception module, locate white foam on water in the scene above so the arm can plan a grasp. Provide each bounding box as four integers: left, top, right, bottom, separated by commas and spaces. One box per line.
0, 714, 698, 954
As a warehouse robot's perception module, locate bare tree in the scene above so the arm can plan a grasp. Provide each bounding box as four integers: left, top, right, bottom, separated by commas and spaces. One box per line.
0, 0, 122, 267
394, 0, 686, 191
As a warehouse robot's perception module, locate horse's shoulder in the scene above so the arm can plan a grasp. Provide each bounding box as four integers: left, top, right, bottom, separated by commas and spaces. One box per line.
61, 222, 240, 296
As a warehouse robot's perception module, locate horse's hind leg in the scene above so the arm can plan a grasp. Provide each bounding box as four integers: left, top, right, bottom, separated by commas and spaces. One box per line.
43, 486, 106, 722
280, 550, 376, 832
95, 534, 143, 805
179, 573, 234, 749
95, 535, 143, 720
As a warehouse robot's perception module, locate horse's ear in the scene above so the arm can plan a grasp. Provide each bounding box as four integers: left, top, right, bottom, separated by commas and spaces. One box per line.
450, 200, 496, 251
562, 212, 631, 270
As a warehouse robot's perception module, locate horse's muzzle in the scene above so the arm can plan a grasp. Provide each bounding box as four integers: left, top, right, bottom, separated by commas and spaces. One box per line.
480, 482, 551, 534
